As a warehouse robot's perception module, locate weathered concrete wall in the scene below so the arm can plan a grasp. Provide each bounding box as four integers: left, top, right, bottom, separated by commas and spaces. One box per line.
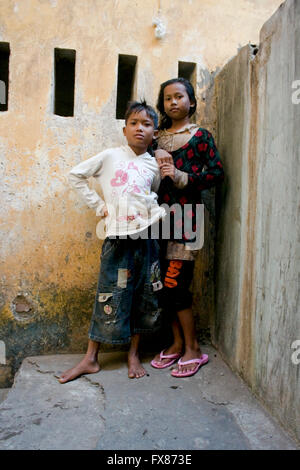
213, 45, 252, 367
214, 0, 300, 442
0, 0, 283, 385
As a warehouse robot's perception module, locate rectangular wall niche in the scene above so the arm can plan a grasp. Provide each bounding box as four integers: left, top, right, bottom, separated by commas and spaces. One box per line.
54, 48, 76, 116
0, 43, 10, 112
116, 54, 137, 119
178, 61, 196, 122
178, 61, 196, 88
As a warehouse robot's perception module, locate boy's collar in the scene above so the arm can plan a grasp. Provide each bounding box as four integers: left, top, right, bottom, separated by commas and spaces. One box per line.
123, 144, 149, 157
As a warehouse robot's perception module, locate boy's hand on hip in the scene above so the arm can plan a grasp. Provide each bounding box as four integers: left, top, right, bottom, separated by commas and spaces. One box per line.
96, 204, 108, 218
102, 205, 108, 217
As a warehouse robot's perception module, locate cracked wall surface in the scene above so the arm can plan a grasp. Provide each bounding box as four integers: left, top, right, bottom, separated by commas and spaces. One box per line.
0, 0, 283, 386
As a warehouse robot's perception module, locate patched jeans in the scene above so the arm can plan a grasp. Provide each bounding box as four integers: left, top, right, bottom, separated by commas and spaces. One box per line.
88, 237, 163, 344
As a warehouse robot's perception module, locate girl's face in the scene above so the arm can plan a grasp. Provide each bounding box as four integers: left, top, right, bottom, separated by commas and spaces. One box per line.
163, 82, 195, 121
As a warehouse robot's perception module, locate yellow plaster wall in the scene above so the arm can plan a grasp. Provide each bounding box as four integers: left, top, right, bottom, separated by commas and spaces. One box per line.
0, 0, 283, 384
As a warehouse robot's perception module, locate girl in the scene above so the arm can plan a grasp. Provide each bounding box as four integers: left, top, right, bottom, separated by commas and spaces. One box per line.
151, 78, 224, 377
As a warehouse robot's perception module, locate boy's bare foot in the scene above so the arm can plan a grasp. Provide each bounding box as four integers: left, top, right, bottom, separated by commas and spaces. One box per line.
58, 357, 100, 384
128, 353, 147, 379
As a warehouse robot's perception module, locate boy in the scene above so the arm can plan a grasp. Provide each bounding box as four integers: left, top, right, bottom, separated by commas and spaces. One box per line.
59, 101, 165, 383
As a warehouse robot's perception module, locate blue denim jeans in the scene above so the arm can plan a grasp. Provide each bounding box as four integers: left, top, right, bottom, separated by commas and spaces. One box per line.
88, 237, 162, 344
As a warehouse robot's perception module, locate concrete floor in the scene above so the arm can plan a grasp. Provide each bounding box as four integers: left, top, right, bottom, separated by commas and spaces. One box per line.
0, 345, 298, 450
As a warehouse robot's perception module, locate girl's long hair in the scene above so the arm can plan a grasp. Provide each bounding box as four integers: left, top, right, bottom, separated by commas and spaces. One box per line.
156, 77, 197, 130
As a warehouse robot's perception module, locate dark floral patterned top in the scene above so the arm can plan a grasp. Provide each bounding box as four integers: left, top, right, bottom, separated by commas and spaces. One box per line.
158, 128, 224, 243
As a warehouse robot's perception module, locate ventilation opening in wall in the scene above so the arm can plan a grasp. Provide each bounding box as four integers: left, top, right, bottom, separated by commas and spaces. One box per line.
0, 43, 10, 112
178, 61, 196, 121
178, 61, 196, 88
116, 54, 137, 119
54, 48, 76, 117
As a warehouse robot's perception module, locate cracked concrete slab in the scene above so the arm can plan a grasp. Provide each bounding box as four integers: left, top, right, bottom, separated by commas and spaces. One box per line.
0, 355, 105, 450
0, 346, 298, 450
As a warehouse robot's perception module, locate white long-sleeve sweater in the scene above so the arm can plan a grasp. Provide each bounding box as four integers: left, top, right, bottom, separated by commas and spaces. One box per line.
68, 145, 166, 238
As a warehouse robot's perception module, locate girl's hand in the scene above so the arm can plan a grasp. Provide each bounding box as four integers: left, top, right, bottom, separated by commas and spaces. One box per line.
160, 162, 176, 181
154, 149, 173, 167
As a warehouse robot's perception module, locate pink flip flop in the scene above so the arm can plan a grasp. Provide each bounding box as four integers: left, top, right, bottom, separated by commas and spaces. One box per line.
171, 354, 209, 378
151, 350, 182, 369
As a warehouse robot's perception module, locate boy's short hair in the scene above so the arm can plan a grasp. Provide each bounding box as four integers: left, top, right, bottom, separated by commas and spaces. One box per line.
124, 100, 158, 129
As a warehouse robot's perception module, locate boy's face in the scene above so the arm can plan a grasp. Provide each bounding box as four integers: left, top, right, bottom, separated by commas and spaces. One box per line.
123, 110, 157, 155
